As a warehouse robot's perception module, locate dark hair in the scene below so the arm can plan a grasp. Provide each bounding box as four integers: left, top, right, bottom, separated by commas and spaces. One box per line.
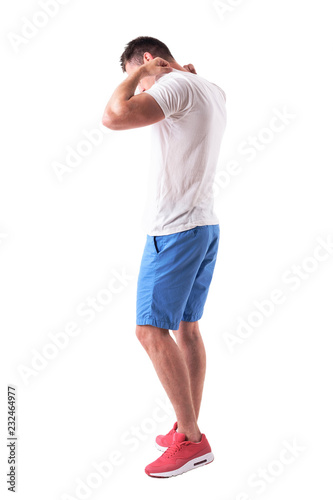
120, 36, 175, 72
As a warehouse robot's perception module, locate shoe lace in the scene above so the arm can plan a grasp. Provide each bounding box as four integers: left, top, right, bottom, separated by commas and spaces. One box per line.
162, 440, 191, 459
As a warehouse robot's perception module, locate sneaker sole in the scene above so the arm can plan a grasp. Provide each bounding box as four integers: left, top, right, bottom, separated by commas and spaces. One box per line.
147, 452, 214, 478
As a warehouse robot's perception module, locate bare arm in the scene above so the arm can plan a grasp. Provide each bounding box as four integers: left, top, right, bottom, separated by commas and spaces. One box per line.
102, 57, 172, 131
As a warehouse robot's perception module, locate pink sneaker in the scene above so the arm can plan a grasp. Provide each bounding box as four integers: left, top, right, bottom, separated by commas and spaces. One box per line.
146, 431, 214, 478
155, 422, 178, 452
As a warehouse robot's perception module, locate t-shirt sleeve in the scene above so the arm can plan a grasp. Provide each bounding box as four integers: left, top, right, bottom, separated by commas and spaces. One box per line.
145, 74, 193, 119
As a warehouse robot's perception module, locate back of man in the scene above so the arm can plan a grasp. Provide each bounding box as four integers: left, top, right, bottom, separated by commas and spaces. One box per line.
143, 68, 227, 236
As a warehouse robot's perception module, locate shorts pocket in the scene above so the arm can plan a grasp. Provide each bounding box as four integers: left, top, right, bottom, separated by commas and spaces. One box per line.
153, 235, 165, 254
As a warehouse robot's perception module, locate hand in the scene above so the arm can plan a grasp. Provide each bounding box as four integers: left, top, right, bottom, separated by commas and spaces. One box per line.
183, 63, 197, 74
140, 57, 173, 78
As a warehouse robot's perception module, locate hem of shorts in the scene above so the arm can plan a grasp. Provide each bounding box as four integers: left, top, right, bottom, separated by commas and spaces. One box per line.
181, 312, 203, 322
147, 220, 219, 236
136, 312, 203, 330
136, 316, 179, 330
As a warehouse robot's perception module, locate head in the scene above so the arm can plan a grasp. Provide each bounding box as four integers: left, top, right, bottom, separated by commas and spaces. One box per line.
120, 36, 175, 93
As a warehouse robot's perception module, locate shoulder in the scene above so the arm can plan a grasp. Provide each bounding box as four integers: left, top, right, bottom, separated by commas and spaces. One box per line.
156, 69, 193, 84
154, 70, 194, 94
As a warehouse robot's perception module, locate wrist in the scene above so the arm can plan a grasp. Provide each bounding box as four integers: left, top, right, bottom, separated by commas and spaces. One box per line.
137, 64, 147, 79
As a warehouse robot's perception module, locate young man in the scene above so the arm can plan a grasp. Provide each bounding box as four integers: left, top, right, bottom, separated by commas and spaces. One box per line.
102, 36, 227, 478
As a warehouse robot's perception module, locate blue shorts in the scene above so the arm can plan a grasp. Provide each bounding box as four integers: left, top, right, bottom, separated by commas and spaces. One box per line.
136, 224, 220, 330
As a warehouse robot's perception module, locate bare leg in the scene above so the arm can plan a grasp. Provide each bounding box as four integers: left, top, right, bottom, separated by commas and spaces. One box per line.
172, 321, 206, 421
136, 324, 201, 442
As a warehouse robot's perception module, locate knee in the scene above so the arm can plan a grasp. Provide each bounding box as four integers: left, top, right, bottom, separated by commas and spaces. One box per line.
135, 325, 147, 344
135, 325, 156, 348
136, 325, 146, 343
174, 324, 202, 344
135, 325, 168, 351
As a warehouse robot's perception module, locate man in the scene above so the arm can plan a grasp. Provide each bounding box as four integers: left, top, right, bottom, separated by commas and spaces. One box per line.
102, 36, 227, 478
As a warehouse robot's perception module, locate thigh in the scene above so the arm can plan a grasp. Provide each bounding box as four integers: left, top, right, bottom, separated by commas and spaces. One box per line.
181, 225, 220, 321
136, 227, 209, 330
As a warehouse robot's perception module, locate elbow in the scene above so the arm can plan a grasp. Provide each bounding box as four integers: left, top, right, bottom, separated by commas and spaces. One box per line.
102, 104, 128, 130
102, 111, 117, 130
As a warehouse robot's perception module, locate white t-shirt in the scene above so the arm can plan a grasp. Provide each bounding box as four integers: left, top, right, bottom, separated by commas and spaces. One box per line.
142, 68, 227, 236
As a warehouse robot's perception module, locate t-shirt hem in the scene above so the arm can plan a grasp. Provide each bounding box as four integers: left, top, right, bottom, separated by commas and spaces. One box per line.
146, 219, 220, 236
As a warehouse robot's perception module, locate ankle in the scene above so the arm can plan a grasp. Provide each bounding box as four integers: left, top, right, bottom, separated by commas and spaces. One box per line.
186, 432, 202, 443
177, 422, 201, 443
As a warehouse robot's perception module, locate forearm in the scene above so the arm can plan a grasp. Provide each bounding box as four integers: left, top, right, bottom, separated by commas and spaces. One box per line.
103, 66, 145, 118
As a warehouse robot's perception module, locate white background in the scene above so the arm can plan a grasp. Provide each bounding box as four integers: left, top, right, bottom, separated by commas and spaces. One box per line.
1, 0, 333, 498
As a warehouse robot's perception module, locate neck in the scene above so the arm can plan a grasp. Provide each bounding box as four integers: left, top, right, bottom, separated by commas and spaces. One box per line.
169, 61, 188, 72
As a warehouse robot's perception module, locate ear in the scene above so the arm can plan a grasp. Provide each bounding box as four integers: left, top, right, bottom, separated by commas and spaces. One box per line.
143, 51, 154, 63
